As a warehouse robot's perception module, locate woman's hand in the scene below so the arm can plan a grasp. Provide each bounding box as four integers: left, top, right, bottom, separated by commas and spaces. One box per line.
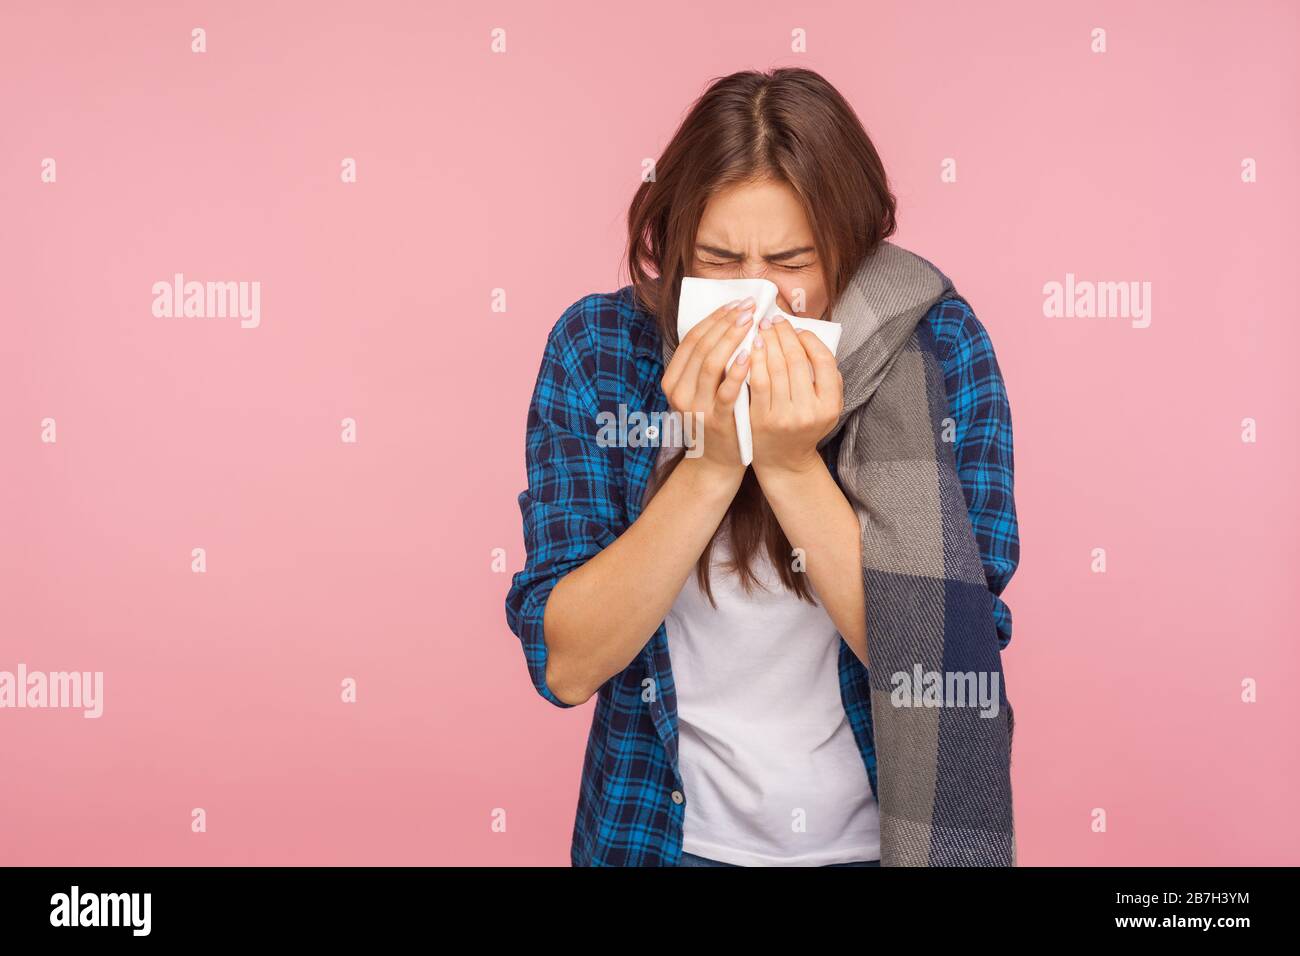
746, 316, 866, 663
542, 297, 759, 705
748, 314, 843, 478
660, 297, 756, 476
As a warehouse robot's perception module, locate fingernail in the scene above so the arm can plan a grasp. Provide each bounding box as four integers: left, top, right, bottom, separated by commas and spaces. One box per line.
735, 307, 755, 326
759, 316, 772, 330
753, 332, 765, 349
724, 298, 741, 308
735, 348, 750, 365
770, 312, 786, 323
737, 296, 755, 309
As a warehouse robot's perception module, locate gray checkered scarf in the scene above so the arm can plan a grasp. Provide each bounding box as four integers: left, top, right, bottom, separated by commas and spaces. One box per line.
823, 241, 1015, 866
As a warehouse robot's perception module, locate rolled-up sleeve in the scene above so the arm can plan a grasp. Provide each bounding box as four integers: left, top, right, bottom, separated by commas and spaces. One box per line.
505, 303, 624, 707
939, 300, 1021, 650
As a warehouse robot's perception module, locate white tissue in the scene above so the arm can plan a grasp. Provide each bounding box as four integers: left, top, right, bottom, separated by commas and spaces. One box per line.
676, 276, 842, 465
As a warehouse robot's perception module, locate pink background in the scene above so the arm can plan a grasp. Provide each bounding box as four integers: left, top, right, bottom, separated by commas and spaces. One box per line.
2, 0, 1297, 866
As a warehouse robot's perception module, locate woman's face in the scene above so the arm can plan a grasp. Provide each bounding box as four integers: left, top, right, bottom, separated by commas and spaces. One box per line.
690, 177, 829, 319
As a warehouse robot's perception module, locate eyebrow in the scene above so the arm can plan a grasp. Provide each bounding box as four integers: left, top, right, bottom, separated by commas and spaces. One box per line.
695, 243, 816, 262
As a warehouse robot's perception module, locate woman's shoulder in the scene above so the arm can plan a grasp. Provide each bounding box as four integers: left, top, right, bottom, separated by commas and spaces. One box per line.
545, 285, 663, 368
920, 293, 1002, 377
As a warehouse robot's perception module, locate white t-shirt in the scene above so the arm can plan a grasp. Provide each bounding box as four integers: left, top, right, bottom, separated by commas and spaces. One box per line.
656, 461, 881, 866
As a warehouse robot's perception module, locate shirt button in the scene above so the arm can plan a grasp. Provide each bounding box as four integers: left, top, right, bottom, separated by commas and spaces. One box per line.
670, 790, 684, 805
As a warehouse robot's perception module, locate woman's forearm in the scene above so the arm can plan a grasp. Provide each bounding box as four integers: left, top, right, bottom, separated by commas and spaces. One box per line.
754, 458, 869, 666
542, 455, 744, 704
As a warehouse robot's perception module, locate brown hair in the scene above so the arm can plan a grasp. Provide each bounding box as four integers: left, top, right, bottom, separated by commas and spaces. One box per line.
624, 67, 897, 605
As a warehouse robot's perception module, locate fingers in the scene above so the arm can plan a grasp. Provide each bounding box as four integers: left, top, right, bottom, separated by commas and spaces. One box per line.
772, 319, 814, 409
661, 298, 751, 398
696, 310, 759, 408
688, 301, 756, 408
798, 329, 842, 405
715, 345, 750, 409
757, 318, 789, 410
660, 315, 708, 399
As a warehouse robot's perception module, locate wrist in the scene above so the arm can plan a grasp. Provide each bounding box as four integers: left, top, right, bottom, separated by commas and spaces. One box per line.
675, 453, 746, 500
753, 453, 828, 492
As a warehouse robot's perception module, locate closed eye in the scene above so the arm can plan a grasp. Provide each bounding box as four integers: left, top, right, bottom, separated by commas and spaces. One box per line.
698, 259, 814, 271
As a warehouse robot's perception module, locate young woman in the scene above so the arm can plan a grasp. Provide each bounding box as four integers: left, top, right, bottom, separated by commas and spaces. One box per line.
506, 68, 1019, 867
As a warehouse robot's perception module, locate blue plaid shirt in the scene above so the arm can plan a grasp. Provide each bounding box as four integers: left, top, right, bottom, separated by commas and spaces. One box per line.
505, 285, 1019, 866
